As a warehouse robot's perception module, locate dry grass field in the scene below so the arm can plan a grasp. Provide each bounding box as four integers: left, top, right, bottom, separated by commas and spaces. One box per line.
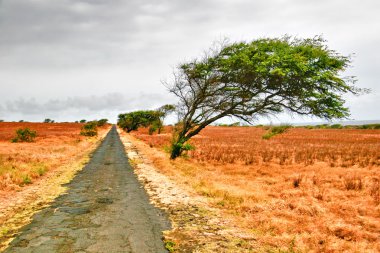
131, 126, 380, 252
0, 122, 108, 190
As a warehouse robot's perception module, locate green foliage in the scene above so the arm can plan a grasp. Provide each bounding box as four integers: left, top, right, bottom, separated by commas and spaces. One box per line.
36, 166, 47, 176
217, 122, 241, 127
164, 241, 177, 252
262, 125, 292, 139
118, 104, 175, 134
11, 128, 37, 143
356, 124, 380, 130
118, 110, 162, 133
148, 124, 158, 135
166, 36, 364, 159
96, 118, 108, 127
80, 121, 98, 137
43, 118, 54, 123
302, 123, 380, 130
330, 124, 343, 129
79, 119, 87, 123
22, 175, 32, 185
0, 119, 4, 122
157, 104, 176, 116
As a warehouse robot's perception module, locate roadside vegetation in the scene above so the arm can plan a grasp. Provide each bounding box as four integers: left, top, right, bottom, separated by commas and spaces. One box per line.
0, 122, 110, 190
80, 121, 98, 137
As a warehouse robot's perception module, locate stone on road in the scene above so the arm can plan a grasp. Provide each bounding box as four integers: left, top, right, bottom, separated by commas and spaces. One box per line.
4, 126, 170, 253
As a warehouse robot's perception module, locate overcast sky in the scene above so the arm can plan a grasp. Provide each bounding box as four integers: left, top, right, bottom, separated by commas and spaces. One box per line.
0, 0, 379, 123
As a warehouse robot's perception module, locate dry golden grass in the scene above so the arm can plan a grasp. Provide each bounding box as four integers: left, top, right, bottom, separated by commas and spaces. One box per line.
131, 126, 380, 252
0, 122, 108, 190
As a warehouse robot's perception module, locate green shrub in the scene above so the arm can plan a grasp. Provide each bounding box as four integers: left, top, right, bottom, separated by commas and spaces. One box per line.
43, 118, 54, 123
164, 241, 176, 252
80, 121, 98, 137
330, 124, 343, 129
22, 175, 32, 185
96, 119, 108, 127
229, 122, 240, 127
315, 124, 329, 129
11, 128, 37, 143
360, 124, 380, 129
262, 124, 292, 140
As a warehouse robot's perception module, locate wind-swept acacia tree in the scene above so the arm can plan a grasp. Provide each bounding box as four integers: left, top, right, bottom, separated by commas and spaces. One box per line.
165, 36, 366, 159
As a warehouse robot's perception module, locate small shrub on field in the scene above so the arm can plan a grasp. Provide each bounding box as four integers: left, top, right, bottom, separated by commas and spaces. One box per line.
164, 241, 177, 252
263, 124, 292, 139
11, 128, 37, 143
80, 121, 98, 137
22, 174, 32, 185
31, 163, 48, 177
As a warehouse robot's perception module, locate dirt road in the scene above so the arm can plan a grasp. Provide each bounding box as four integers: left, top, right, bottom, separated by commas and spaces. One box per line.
3, 126, 170, 253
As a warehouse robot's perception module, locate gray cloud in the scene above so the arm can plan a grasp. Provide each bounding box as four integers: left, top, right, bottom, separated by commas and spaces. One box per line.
0, 0, 379, 122
4, 92, 172, 116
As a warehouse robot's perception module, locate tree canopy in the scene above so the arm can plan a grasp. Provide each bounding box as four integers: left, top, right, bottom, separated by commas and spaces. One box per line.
165, 36, 365, 159
117, 104, 175, 133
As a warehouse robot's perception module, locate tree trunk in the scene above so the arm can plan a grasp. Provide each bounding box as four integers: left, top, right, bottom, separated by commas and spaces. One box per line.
170, 135, 188, 159
170, 143, 182, 159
